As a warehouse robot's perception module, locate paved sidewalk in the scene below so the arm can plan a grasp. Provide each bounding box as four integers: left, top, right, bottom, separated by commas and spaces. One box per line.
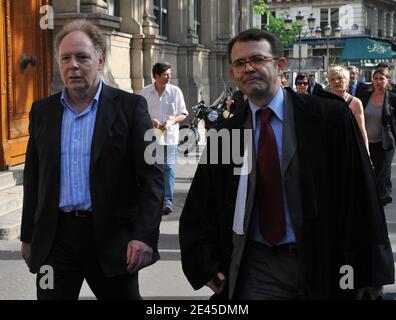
1, 146, 396, 299
0, 147, 210, 300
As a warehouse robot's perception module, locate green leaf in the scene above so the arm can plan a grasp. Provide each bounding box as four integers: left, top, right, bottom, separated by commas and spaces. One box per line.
253, 1, 297, 46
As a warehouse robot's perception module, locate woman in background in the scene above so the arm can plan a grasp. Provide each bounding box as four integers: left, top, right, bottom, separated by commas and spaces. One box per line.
295, 73, 309, 94
360, 67, 396, 206
328, 66, 369, 153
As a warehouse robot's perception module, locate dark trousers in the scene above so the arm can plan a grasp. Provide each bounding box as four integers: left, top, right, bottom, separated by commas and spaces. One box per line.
369, 142, 395, 200
234, 241, 303, 300
36, 212, 141, 300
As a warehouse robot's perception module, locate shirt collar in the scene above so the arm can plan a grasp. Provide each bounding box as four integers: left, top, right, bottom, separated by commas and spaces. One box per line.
249, 87, 284, 128
61, 80, 102, 114
152, 82, 170, 95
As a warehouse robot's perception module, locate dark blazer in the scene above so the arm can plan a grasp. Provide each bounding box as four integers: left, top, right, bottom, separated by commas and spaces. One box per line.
21, 84, 164, 276
309, 82, 324, 96
360, 90, 396, 150
179, 87, 394, 299
352, 81, 369, 100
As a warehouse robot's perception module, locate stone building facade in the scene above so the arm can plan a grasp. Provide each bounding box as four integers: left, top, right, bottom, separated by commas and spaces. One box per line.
263, 0, 396, 83
52, 0, 257, 109
265, 0, 396, 40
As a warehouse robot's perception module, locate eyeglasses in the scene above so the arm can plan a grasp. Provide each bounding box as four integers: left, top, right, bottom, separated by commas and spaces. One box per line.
231, 55, 277, 72
297, 82, 308, 86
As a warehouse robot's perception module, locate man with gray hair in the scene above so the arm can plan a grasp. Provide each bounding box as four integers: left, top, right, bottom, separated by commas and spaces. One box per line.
20, 19, 163, 300
347, 65, 368, 99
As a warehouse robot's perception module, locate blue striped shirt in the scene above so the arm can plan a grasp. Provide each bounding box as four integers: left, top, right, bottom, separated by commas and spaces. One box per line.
59, 81, 102, 211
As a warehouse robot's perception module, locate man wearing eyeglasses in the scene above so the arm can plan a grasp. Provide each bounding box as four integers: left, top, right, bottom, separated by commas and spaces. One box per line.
179, 28, 394, 300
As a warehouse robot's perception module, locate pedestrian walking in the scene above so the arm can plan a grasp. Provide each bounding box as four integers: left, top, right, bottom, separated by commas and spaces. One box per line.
295, 73, 309, 94
360, 67, 396, 206
21, 19, 164, 300
179, 28, 394, 300
328, 66, 369, 152
141, 63, 188, 215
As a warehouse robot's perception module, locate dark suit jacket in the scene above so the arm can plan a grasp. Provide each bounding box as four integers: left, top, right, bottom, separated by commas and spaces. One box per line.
352, 81, 369, 101
179, 87, 394, 299
309, 83, 324, 96
360, 90, 396, 150
21, 84, 164, 276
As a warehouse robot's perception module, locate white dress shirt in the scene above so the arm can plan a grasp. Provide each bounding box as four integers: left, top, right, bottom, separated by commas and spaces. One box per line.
141, 83, 188, 145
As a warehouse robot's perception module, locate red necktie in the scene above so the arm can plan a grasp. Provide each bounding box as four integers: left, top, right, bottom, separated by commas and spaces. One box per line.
257, 108, 285, 245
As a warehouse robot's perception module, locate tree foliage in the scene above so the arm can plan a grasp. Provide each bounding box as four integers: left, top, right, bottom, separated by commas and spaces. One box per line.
253, 0, 299, 46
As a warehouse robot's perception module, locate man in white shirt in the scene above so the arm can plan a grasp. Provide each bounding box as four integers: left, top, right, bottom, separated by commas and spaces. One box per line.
141, 63, 188, 215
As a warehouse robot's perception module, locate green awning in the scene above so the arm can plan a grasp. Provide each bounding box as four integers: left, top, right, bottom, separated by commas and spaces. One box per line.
342, 37, 396, 62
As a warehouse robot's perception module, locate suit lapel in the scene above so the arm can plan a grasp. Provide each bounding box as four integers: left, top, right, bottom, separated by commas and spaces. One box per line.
242, 104, 256, 233
90, 84, 120, 171
383, 91, 391, 116
282, 89, 304, 244
49, 95, 64, 174
282, 89, 297, 176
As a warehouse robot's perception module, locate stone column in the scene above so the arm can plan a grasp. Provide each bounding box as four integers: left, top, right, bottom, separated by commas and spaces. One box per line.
177, 44, 210, 109
53, 0, 80, 13
107, 31, 132, 92
380, 9, 386, 37
80, 0, 107, 13
131, 34, 144, 93
117, 0, 145, 92
200, 0, 216, 48
167, 0, 188, 44
239, 0, 254, 31
371, 7, 378, 37
387, 11, 395, 38
142, 0, 159, 35
119, 0, 144, 34
186, 0, 199, 44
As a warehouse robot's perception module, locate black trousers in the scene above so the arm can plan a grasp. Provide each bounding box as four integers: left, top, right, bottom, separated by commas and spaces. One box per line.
369, 142, 395, 200
36, 212, 141, 300
234, 241, 304, 300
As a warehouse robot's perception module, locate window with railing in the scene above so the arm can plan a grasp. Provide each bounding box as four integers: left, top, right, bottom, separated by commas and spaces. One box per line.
154, 0, 169, 37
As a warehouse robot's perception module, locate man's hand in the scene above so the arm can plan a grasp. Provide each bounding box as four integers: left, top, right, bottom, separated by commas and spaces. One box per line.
21, 242, 31, 268
159, 119, 174, 131
206, 272, 226, 295
152, 118, 161, 129
356, 286, 383, 300
126, 240, 153, 273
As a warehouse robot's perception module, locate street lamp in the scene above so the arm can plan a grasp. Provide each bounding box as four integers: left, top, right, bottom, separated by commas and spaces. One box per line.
316, 25, 342, 70
284, 12, 316, 73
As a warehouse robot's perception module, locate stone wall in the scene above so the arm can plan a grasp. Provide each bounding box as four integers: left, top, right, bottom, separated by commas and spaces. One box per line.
50, 0, 255, 111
